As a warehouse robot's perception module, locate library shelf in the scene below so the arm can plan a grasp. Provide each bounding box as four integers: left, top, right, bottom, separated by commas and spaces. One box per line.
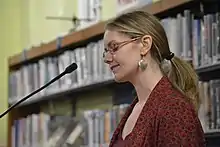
9, 79, 115, 108
8, 0, 194, 69
205, 130, 220, 138
196, 63, 220, 81
205, 130, 220, 147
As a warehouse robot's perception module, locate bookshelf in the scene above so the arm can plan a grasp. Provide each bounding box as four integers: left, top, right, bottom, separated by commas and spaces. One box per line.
7, 0, 220, 147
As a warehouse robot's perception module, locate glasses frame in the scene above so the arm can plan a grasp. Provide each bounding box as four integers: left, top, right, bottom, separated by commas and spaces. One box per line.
103, 37, 141, 58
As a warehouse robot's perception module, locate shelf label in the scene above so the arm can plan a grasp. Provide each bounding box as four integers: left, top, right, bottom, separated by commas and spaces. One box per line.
56, 36, 63, 49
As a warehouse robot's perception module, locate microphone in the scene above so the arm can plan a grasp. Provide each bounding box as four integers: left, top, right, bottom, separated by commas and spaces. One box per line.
0, 62, 78, 118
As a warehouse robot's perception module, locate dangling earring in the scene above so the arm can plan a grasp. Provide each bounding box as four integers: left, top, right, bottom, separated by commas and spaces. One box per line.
138, 56, 147, 71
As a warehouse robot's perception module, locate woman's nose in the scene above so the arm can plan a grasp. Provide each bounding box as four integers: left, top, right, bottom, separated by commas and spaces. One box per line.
103, 51, 113, 64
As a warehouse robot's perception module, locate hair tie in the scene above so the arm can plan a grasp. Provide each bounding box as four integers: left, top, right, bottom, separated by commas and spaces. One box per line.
165, 52, 174, 60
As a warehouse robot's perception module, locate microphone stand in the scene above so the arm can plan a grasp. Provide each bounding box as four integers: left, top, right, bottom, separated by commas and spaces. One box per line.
45, 15, 94, 32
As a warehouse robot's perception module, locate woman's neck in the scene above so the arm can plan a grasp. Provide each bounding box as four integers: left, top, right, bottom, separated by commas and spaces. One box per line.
130, 66, 164, 104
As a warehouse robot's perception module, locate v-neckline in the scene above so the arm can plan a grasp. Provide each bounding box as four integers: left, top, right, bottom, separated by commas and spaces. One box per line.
121, 98, 148, 141
120, 76, 167, 141
120, 127, 133, 141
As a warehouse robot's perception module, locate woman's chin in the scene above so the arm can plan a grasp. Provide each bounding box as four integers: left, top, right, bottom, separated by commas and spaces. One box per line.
113, 73, 127, 83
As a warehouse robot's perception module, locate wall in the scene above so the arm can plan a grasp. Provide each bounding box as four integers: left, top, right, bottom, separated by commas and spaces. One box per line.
0, 0, 23, 145
102, 0, 117, 20
19, 0, 77, 50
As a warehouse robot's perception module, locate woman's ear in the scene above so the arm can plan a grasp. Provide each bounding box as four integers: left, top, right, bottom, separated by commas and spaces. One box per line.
140, 35, 152, 56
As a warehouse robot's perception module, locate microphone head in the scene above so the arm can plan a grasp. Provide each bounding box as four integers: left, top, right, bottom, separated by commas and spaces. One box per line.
64, 63, 78, 74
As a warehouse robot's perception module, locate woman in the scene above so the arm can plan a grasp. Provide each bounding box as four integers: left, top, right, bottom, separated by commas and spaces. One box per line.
103, 11, 206, 147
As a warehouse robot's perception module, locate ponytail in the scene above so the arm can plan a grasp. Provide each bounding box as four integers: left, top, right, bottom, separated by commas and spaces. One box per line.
162, 56, 200, 113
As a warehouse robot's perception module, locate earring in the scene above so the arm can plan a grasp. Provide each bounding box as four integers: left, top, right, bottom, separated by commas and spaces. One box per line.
138, 58, 147, 71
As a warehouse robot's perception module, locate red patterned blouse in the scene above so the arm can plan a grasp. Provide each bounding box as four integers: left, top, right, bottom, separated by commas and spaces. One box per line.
110, 76, 206, 147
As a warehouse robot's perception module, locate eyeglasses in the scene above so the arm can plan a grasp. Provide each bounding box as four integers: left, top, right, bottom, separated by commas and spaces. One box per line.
103, 37, 140, 58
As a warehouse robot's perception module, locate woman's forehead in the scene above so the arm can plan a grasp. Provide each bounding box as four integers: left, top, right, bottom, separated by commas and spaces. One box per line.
104, 30, 129, 44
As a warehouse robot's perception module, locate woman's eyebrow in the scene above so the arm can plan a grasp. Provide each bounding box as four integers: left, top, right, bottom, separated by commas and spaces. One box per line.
107, 40, 117, 45
104, 39, 118, 48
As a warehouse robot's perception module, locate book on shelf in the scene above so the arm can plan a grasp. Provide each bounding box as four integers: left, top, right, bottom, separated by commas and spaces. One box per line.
199, 80, 220, 133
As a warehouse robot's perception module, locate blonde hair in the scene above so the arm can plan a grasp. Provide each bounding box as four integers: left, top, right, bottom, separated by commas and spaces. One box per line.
105, 11, 200, 112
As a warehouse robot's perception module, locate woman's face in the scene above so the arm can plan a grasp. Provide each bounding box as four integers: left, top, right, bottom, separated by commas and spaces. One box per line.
103, 30, 142, 82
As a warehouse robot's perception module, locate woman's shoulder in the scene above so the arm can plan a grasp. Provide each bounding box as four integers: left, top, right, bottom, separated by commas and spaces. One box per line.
158, 87, 198, 119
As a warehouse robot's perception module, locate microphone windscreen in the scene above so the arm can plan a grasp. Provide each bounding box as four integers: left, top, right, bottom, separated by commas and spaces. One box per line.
65, 63, 78, 74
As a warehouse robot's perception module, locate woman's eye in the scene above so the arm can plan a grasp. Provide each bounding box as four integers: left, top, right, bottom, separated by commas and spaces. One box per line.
112, 47, 119, 52
109, 42, 116, 48
111, 42, 119, 50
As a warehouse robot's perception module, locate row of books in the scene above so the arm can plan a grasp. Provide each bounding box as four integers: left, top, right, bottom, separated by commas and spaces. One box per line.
116, 0, 155, 15
76, 0, 102, 30
11, 112, 50, 147
11, 104, 129, 147
8, 39, 114, 105
8, 9, 220, 105
162, 10, 220, 68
